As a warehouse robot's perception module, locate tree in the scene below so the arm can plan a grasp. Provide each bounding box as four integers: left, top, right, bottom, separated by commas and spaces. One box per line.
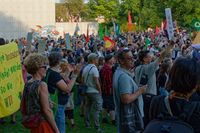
55, 0, 87, 22
87, 0, 119, 22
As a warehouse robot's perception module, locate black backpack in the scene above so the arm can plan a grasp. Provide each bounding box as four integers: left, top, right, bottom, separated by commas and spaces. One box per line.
143, 96, 197, 133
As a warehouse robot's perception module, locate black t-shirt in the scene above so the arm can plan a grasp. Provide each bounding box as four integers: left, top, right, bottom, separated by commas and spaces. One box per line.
149, 96, 200, 133
157, 74, 167, 88
46, 68, 69, 105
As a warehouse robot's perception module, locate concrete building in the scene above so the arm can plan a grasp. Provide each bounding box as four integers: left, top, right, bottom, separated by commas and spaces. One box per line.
0, 0, 55, 40
0, 0, 98, 40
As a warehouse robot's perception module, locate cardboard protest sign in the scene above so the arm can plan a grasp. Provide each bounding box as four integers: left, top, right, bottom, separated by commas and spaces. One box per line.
165, 8, 174, 40
65, 33, 73, 50
26, 32, 33, 52
38, 39, 46, 54
0, 42, 24, 118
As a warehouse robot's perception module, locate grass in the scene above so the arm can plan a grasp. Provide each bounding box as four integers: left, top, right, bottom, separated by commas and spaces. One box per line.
0, 108, 117, 133
0, 85, 117, 133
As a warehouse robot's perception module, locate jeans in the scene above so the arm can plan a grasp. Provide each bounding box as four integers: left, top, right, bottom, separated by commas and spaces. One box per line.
55, 104, 67, 133
84, 93, 103, 128
159, 87, 169, 96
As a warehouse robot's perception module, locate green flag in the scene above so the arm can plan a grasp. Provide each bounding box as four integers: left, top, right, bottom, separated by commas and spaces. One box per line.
191, 19, 200, 31
116, 23, 120, 36
105, 25, 109, 36
145, 38, 151, 49
99, 23, 103, 40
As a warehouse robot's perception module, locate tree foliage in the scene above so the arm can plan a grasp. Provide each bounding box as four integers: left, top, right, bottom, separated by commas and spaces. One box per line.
56, 0, 87, 22
56, 0, 200, 30
87, 0, 120, 22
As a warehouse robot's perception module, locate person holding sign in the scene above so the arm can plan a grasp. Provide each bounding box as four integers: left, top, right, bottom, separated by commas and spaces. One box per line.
21, 53, 59, 133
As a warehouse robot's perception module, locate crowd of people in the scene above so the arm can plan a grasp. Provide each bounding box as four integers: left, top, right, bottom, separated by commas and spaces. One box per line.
0, 28, 200, 133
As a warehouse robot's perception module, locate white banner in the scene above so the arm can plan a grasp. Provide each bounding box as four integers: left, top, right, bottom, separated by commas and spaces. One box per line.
165, 8, 174, 40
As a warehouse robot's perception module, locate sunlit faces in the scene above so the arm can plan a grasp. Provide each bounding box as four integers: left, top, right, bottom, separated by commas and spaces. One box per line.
38, 64, 48, 77
144, 53, 153, 64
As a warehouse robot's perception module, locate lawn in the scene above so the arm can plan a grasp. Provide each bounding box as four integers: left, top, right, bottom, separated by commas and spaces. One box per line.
0, 108, 117, 133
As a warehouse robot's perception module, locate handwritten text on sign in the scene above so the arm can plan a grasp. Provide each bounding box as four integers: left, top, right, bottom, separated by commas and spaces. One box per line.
0, 42, 24, 118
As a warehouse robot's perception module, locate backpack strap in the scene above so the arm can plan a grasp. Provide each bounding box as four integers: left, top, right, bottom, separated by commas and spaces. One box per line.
164, 96, 173, 116
164, 96, 197, 122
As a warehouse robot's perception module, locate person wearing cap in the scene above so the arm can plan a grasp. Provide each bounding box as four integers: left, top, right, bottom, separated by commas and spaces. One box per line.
82, 53, 103, 132
100, 54, 116, 125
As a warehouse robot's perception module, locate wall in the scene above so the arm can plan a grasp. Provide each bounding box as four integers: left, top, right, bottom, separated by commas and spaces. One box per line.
0, 0, 98, 40
0, 0, 55, 40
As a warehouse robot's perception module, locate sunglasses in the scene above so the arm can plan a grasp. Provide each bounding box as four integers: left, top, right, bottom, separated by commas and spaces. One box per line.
40, 65, 48, 70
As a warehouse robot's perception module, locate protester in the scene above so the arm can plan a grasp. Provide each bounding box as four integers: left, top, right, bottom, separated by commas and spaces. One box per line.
59, 59, 76, 128
149, 57, 200, 133
113, 49, 147, 133
82, 53, 103, 132
21, 53, 59, 133
100, 54, 116, 125
46, 52, 80, 133
156, 58, 173, 96
134, 41, 174, 95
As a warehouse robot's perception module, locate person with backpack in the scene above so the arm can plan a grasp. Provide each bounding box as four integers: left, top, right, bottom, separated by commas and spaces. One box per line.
21, 53, 59, 133
144, 57, 200, 133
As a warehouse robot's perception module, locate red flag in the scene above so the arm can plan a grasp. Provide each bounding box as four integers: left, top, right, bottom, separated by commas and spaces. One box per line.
128, 11, 132, 31
156, 25, 159, 36
128, 11, 132, 24
103, 36, 115, 49
164, 20, 167, 30
150, 32, 154, 40
86, 24, 89, 42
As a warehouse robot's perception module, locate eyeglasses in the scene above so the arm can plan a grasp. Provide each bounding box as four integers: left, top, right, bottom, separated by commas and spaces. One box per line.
40, 65, 48, 70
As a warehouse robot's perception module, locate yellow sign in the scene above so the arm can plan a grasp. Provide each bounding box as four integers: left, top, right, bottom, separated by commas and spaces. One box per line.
0, 42, 24, 118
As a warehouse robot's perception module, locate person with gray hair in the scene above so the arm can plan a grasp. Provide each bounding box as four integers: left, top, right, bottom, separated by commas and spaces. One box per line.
82, 53, 103, 132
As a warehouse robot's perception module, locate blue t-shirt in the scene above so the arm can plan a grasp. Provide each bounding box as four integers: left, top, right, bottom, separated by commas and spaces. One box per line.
113, 67, 144, 131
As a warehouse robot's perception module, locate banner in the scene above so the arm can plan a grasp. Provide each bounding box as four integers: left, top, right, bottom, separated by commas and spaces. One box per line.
165, 8, 174, 40
0, 42, 24, 118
